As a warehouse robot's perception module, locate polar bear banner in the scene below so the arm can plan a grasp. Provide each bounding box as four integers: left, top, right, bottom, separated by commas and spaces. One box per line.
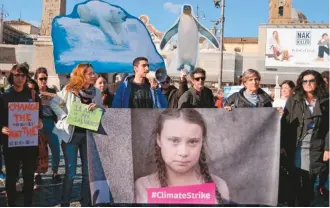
52, 0, 165, 74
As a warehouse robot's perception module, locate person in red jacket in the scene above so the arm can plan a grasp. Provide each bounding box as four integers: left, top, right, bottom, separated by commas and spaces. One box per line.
214, 90, 224, 108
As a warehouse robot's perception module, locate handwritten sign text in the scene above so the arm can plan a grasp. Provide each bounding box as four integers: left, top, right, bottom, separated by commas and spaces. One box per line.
8, 102, 39, 147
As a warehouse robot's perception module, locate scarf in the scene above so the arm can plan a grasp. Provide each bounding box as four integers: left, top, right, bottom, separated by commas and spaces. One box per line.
243, 90, 259, 106
79, 85, 96, 99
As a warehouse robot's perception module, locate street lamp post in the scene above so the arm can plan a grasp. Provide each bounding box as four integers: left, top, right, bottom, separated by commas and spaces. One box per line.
213, 0, 225, 90
196, 4, 206, 21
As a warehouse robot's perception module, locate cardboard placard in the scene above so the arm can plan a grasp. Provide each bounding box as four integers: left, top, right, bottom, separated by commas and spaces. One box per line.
67, 102, 102, 131
8, 102, 39, 147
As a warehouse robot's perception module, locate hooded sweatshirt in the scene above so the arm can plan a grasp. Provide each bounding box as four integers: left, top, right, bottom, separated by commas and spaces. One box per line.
111, 75, 168, 108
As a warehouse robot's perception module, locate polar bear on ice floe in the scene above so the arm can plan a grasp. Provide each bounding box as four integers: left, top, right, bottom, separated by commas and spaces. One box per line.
77, 0, 128, 46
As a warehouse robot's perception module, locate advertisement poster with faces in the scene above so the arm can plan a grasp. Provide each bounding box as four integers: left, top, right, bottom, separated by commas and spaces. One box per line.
265, 28, 330, 68
87, 108, 280, 206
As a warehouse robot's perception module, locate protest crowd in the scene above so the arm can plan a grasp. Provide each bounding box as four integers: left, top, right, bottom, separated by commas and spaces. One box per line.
0, 57, 328, 207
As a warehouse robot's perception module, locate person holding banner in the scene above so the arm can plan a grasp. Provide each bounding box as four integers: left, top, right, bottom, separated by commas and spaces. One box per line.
0, 63, 43, 206
281, 70, 329, 206
50, 63, 103, 206
112, 57, 168, 108
178, 68, 215, 108
135, 108, 229, 204
224, 69, 273, 110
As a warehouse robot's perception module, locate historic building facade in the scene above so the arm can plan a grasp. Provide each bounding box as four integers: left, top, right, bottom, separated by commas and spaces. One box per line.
0, 0, 328, 89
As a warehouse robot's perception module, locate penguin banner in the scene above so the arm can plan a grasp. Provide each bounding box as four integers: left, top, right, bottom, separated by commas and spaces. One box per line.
51, 0, 165, 74
160, 5, 220, 73
87, 108, 280, 206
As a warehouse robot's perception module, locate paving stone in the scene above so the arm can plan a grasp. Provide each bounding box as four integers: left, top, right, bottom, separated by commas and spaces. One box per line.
0, 149, 82, 207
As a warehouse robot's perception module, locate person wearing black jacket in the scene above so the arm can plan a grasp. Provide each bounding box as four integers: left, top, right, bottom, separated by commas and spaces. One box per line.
160, 70, 188, 108
178, 67, 215, 108
0, 85, 5, 183
281, 70, 329, 206
0, 64, 43, 206
224, 69, 273, 109
321, 71, 329, 92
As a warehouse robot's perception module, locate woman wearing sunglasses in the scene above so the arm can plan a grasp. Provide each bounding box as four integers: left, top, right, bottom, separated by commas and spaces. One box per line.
281, 70, 329, 206
0, 64, 43, 206
33, 67, 61, 188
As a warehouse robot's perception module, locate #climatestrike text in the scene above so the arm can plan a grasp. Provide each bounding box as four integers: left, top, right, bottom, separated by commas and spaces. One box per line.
151, 191, 211, 200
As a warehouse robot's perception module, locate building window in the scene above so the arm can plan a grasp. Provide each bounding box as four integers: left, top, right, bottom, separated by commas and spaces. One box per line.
279, 6, 284, 17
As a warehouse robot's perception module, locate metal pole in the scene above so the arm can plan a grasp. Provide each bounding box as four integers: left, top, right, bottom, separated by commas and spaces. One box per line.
0, 5, 4, 44
196, 5, 199, 21
218, 0, 225, 90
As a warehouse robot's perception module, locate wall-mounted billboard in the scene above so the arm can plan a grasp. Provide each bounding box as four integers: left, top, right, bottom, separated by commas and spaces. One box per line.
265, 28, 330, 68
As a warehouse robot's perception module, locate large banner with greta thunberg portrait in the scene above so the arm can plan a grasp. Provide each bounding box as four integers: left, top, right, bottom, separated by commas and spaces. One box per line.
87, 108, 281, 206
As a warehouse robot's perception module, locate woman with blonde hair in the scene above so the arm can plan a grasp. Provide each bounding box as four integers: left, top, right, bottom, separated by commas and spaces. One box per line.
224, 69, 273, 109
50, 63, 103, 206
270, 31, 290, 61
135, 108, 230, 204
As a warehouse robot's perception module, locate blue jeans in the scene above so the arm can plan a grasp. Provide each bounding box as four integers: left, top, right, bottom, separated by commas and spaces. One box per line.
42, 118, 60, 173
61, 132, 90, 206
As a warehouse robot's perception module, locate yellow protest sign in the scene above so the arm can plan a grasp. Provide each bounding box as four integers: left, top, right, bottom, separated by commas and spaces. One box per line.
67, 102, 102, 131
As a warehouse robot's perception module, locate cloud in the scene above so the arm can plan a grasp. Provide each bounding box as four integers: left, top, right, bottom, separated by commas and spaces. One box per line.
163, 2, 183, 15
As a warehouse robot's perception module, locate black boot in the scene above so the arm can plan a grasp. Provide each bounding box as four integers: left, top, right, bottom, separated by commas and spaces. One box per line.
61, 177, 73, 207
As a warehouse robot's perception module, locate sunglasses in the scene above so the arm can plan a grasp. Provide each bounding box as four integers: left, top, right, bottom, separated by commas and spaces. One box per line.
39, 77, 48, 81
161, 80, 170, 84
13, 73, 26, 78
302, 79, 316, 84
194, 77, 206, 81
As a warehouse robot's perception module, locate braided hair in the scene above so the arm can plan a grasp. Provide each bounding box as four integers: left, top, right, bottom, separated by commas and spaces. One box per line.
152, 109, 223, 204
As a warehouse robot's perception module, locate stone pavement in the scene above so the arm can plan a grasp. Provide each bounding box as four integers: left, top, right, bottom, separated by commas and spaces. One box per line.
0, 152, 82, 207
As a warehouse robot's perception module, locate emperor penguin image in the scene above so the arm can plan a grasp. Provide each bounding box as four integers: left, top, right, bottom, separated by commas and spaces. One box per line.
160, 5, 219, 72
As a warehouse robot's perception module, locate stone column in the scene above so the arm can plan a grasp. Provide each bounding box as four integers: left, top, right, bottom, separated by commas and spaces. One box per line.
34, 36, 65, 90
0, 21, 3, 44
274, 74, 281, 100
